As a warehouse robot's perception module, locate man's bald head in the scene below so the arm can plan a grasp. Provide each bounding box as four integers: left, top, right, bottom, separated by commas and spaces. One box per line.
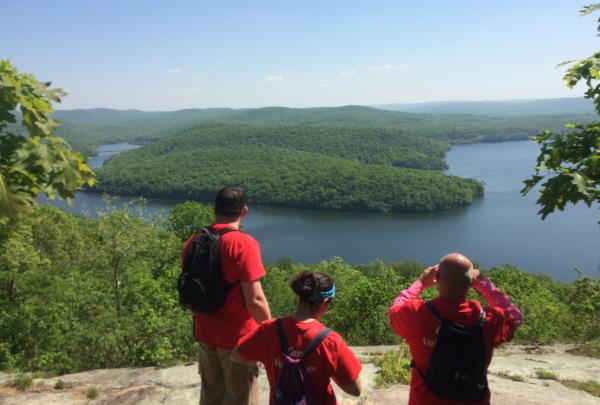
437, 253, 474, 294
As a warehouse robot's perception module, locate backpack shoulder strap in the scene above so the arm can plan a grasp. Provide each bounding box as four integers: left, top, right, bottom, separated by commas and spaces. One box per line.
193, 227, 212, 239
216, 227, 239, 236
427, 300, 486, 329
193, 227, 238, 241
425, 300, 447, 324
275, 318, 290, 355
301, 327, 332, 360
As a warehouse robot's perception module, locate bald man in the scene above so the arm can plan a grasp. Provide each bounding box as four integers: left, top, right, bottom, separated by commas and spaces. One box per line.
388, 253, 523, 405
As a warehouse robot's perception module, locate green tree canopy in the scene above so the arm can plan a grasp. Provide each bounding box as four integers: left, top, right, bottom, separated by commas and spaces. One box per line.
167, 200, 215, 241
0, 60, 95, 223
522, 5, 600, 220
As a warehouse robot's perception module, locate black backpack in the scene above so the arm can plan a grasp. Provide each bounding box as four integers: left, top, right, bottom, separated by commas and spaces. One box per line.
415, 300, 489, 402
177, 227, 238, 313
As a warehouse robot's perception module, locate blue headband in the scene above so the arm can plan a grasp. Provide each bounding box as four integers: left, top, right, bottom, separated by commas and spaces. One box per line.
309, 284, 336, 302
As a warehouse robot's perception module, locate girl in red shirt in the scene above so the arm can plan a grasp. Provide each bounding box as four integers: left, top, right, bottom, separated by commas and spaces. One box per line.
231, 271, 362, 405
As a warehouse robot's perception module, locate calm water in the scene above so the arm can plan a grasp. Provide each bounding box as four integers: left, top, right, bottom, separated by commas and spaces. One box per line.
41, 141, 600, 281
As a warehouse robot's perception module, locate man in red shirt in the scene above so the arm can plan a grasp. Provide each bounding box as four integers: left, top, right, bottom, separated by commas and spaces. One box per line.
388, 253, 523, 405
182, 187, 271, 405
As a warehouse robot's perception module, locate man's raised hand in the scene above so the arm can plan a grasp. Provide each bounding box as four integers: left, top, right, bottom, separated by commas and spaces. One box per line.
419, 265, 438, 288
471, 268, 486, 286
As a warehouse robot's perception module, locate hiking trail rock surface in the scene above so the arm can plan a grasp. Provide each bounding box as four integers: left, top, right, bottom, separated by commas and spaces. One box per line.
1, 345, 599, 404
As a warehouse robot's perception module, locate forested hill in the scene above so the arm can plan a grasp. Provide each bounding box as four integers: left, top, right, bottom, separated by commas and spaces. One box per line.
53, 108, 239, 155
93, 123, 483, 213
53, 104, 594, 155
134, 124, 451, 170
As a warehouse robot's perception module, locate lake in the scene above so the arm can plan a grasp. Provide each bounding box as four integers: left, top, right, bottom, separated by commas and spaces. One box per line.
41, 141, 600, 281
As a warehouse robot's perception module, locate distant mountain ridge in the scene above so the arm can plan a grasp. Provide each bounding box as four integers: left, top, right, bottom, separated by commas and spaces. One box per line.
373, 97, 594, 116
55, 97, 594, 118
52, 102, 596, 156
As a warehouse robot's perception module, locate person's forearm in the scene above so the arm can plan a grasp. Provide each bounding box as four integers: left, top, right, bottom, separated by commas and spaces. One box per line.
388, 279, 424, 338
390, 279, 425, 309
246, 296, 271, 323
240, 280, 271, 323
474, 277, 524, 328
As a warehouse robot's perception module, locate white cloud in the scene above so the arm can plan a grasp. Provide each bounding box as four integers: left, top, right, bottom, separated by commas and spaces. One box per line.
187, 87, 203, 93
167, 68, 181, 74
340, 69, 357, 77
318, 82, 330, 88
368, 64, 407, 72
193, 74, 205, 80
264, 75, 285, 83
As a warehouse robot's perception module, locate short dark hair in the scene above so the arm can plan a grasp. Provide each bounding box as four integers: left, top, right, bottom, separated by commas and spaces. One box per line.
214, 187, 246, 218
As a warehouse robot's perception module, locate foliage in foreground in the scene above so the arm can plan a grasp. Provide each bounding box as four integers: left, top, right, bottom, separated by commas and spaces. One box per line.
9, 373, 33, 391
374, 343, 412, 387
0, 205, 191, 373
0, 203, 598, 374
560, 379, 600, 397
166, 201, 214, 241
86, 386, 98, 399
536, 370, 558, 380
523, 5, 600, 221
582, 339, 600, 358
0, 60, 94, 223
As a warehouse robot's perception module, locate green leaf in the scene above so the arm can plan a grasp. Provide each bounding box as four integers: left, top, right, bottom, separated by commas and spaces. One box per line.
581, 3, 600, 16
569, 173, 595, 201
0, 59, 96, 223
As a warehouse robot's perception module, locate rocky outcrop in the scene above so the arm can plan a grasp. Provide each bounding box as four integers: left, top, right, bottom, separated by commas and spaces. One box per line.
1, 345, 599, 404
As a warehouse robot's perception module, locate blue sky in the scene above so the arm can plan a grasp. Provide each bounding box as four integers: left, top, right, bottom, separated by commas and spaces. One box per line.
1, 0, 598, 110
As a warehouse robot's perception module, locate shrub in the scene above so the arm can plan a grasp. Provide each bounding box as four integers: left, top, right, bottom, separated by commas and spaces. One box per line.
487, 266, 573, 343
583, 340, 600, 358
166, 201, 214, 241
560, 380, 600, 397
10, 374, 33, 391
536, 370, 558, 380
496, 371, 526, 382
87, 385, 98, 399
374, 343, 412, 387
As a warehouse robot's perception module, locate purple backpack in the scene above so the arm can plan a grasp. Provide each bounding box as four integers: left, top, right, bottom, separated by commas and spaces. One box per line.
274, 318, 332, 405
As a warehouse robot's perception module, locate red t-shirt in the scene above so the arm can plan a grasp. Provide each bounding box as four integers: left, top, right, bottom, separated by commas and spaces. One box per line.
389, 298, 513, 405
236, 316, 362, 405
182, 223, 266, 350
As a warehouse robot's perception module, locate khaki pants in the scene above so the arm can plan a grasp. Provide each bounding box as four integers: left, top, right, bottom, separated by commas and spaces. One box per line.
198, 342, 259, 405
